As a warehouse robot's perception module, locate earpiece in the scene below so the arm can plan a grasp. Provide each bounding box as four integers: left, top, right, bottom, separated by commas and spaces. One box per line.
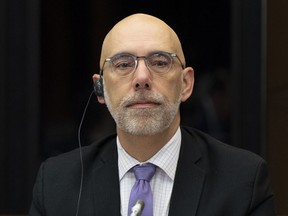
94, 76, 104, 97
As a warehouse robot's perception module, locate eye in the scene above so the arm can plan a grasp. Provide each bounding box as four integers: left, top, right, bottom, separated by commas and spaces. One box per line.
114, 61, 134, 70
148, 53, 170, 68
152, 60, 169, 67
112, 55, 135, 71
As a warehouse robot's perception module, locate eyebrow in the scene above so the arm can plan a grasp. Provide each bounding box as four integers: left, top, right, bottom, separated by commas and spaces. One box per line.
109, 50, 174, 58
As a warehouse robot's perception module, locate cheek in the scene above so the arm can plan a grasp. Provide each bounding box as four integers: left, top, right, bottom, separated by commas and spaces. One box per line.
154, 75, 183, 101
104, 78, 130, 106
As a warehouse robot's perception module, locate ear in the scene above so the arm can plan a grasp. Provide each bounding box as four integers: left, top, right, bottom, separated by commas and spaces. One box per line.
180, 67, 194, 102
92, 74, 105, 104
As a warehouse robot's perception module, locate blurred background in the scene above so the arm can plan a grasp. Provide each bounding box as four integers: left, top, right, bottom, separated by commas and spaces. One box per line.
1, 0, 287, 214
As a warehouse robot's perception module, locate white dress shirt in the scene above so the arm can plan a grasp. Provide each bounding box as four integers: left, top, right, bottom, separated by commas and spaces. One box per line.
117, 127, 182, 216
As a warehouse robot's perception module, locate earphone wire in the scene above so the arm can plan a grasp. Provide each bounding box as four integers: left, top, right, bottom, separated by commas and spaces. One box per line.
75, 89, 95, 216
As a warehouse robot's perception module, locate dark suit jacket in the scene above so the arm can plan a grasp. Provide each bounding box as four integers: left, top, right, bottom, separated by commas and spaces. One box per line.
29, 127, 276, 215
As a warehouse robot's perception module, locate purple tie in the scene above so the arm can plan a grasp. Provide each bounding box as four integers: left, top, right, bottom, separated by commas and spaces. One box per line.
128, 163, 156, 216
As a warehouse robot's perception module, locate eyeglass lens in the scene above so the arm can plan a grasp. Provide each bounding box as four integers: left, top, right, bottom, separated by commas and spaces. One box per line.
110, 53, 172, 76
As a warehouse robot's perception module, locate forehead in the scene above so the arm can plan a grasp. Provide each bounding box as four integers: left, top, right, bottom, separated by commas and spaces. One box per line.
104, 19, 175, 56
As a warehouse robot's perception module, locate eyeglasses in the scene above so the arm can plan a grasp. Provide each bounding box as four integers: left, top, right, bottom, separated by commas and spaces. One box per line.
100, 51, 185, 77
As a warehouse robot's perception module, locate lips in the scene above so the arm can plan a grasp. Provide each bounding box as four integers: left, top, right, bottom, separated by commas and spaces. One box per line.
126, 100, 161, 108
120, 91, 164, 109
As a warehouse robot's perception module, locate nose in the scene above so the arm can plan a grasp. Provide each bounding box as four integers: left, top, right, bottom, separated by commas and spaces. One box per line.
132, 59, 152, 90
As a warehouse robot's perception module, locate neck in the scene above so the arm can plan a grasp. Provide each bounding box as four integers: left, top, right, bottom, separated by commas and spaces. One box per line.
117, 116, 180, 162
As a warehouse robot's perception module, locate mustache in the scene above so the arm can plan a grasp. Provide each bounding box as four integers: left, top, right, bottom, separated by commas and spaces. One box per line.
120, 90, 165, 107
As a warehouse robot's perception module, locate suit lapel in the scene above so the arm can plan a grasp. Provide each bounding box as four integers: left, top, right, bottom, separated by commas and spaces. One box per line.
92, 138, 121, 215
168, 128, 206, 216
89, 128, 206, 215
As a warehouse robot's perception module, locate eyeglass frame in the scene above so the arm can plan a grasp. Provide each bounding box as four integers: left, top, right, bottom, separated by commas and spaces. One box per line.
99, 51, 185, 76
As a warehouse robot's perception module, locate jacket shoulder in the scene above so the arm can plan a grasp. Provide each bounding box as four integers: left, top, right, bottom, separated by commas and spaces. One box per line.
180, 126, 266, 166
45, 133, 117, 164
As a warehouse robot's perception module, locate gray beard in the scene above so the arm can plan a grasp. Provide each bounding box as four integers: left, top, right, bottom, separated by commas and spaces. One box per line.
104, 89, 181, 136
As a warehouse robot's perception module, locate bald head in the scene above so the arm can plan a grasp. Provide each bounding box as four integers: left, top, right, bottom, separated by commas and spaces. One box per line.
99, 13, 185, 68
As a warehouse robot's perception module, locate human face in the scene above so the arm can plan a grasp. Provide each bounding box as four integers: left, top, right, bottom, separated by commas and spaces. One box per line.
97, 14, 194, 136
102, 50, 186, 136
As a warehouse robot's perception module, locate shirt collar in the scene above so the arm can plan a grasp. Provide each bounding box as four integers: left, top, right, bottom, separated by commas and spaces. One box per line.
117, 127, 181, 181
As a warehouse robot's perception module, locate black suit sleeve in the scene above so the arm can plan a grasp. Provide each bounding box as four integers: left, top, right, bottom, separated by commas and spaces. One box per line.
248, 159, 276, 216
29, 162, 46, 216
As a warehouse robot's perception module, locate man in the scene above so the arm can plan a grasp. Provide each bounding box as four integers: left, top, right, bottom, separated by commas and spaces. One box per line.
29, 13, 276, 215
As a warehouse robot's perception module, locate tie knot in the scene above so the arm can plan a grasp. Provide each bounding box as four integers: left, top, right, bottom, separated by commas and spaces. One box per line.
133, 163, 156, 182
